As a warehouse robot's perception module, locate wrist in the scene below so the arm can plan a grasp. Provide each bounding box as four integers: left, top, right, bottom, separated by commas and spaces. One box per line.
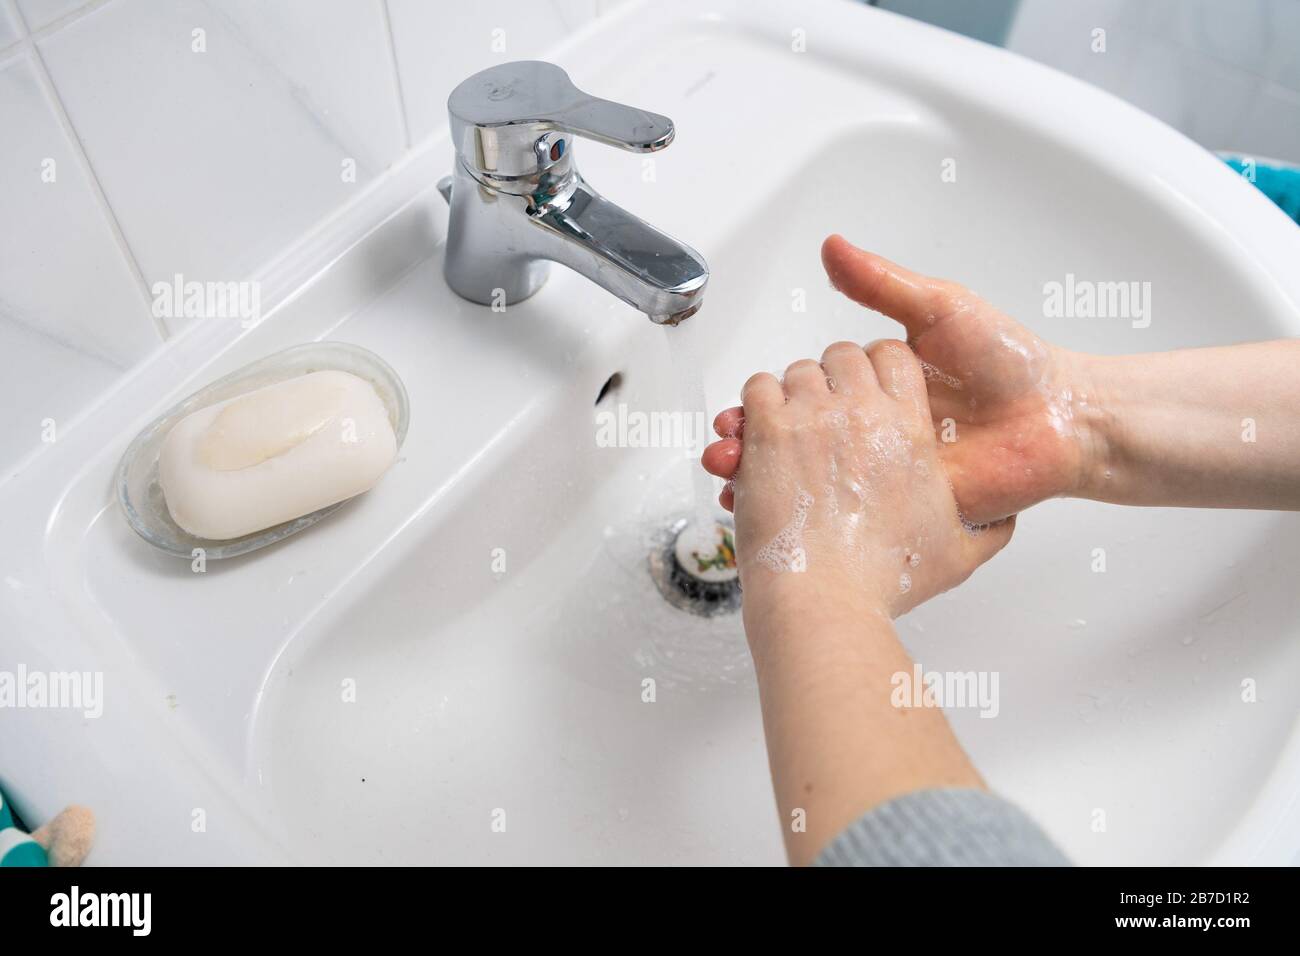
1056, 348, 1118, 502
740, 566, 893, 647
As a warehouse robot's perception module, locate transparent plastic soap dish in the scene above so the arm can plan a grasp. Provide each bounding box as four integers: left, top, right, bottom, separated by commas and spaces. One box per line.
115, 342, 410, 560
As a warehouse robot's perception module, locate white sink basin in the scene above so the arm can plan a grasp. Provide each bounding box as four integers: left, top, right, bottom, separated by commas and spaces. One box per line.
3, 0, 1299, 865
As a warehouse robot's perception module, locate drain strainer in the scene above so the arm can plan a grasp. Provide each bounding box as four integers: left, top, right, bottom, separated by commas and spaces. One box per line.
648, 515, 742, 618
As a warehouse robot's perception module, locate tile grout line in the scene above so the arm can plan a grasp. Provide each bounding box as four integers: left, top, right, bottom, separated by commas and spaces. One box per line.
380, 0, 412, 151
0, 0, 21, 67
20, 0, 116, 45
15, 0, 171, 342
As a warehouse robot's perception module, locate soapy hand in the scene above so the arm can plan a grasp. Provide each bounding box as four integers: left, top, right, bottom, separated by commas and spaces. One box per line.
708, 235, 1094, 524
716, 337, 1013, 619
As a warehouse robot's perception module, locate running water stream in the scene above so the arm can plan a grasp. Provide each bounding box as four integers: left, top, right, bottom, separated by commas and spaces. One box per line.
663, 322, 724, 557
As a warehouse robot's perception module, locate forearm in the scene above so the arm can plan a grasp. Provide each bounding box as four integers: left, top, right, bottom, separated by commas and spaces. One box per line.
743, 578, 984, 867
1074, 341, 1300, 509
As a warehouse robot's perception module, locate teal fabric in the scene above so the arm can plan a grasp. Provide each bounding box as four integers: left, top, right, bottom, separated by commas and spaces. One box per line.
1, 834, 48, 867
0, 786, 50, 867
873, 0, 1020, 46
1224, 157, 1300, 225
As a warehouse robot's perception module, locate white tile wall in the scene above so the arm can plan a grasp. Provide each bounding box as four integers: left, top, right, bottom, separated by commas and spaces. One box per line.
385, 0, 572, 145
214, 0, 408, 170
15, 0, 88, 31
1008, 0, 1300, 163
0, 46, 161, 469
0, 0, 629, 478
0, 2, 22, 49
37, 0, 383, 321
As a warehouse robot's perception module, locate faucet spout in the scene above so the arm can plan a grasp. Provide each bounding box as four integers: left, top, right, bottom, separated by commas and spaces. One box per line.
532, 179, 707, 325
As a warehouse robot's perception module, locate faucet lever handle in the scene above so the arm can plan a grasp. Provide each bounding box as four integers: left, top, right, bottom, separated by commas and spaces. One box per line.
448, 61, 674, 181
548, 93, 674, 153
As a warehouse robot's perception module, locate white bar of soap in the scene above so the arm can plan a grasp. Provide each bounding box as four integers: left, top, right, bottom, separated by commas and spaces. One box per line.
159, 370, 397, 540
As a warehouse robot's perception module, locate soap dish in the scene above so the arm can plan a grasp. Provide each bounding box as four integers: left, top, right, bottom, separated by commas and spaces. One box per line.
115, 342, 409, 560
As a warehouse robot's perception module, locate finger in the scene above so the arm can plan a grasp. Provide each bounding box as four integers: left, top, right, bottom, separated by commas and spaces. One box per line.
702, 438, 742, 479
820, 340, 877, 396
782, 358, 830, 398
741, 371, 784, 416
713, 406, 744, 439
719, 480, 734, 513
964, 514, 1016, 566
865, 338, 927, 410
822, 234, 969, 340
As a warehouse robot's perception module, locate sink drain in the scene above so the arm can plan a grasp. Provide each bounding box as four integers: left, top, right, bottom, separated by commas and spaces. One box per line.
648, 515, 742, 617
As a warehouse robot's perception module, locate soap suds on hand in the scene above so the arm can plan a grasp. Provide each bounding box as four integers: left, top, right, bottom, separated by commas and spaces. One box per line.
755, 489, 814, 573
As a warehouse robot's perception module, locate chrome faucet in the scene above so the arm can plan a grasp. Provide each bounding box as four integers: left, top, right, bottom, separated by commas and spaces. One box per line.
437, 61, 708, 325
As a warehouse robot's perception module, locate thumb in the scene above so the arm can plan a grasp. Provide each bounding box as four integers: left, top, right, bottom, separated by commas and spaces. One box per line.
821, 234, 966, 340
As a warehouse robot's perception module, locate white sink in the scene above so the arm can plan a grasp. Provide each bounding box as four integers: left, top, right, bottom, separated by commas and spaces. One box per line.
3, 0, 1299, 865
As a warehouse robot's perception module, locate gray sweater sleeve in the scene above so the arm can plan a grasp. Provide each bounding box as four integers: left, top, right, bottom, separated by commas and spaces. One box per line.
814, 787, 1071, 866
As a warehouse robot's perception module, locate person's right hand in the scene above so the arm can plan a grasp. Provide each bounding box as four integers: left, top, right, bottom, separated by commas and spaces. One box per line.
705, 235, 1097, 524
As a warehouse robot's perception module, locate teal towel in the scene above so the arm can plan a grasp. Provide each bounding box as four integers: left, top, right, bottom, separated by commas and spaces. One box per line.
1223, 156, 1300, 225
0, 786, 49, 867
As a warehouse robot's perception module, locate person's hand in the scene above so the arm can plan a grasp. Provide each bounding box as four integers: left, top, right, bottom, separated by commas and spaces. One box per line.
706, 235, 1096, 524
721, 338, 1013, 620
